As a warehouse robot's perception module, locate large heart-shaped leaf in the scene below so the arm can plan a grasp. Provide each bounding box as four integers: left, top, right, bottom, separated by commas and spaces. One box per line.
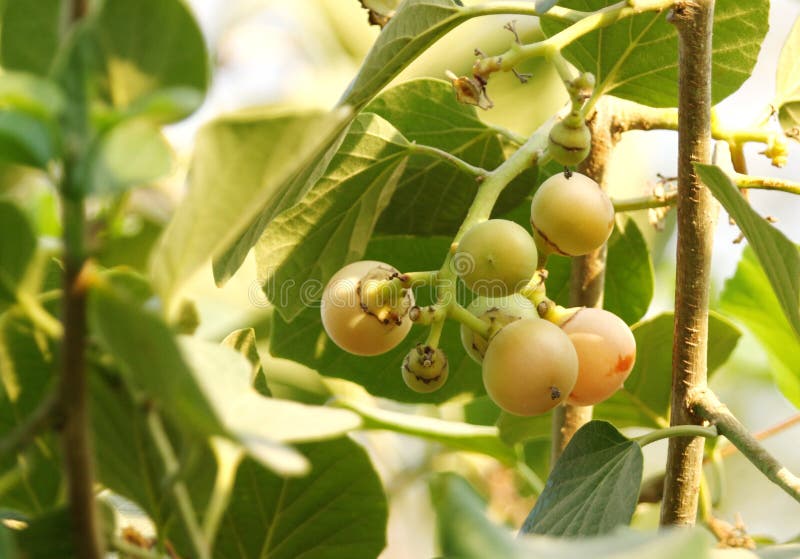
541, 0, 768, 107
721, 247, 800, 408
255, 113, 409, 321
367, 79, 535, 236
150, 107, 350, 301
698, 163, 800, 340
212, 438, 387, 559
520, 421, 642, 537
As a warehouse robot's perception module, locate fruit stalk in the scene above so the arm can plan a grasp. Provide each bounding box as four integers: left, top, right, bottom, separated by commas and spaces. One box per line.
660, 0, 717, 527
551, 97, 615, 462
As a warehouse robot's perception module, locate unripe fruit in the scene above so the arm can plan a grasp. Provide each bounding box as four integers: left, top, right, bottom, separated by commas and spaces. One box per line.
459, 294, 538, 363
402, 345, 449, 393
561, 308, 636, 406
454, 219, 538, 296
548, 118, 591, 167
482, 318, 578, 416
530, 171, 614, 256
320, 260, 414, 356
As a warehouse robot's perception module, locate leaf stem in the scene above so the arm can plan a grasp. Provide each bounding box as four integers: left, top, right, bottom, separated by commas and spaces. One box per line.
635, 424, 717, 447
0, 389, 59, 457
203, 438, 244, 545
146, 409, 210, 559
16, 290, 63, 339
410, 143, 487, 178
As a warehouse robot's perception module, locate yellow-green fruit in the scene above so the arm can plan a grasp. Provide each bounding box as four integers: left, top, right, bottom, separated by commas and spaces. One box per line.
402, 345, 449, 393
453, 219, 538, 297
548, 119, 591, 167
459, 294, 538, 363
482, 318, 578, 416
321, 260, 414, 356
530, 171, 614, 256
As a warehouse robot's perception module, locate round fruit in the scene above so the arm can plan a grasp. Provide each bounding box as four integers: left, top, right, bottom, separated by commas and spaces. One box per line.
561, 308, 636, 406
459, 294, 538, 363
482, 318, 578, 416
453, 219, 538, 296
548, 118, 591, 167
320, 260, 414, 356
530, 171, 614, 256
402, 345, 449, 393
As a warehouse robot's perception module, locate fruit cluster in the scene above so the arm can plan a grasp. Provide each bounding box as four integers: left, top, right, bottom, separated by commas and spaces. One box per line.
320, 171, 635, 416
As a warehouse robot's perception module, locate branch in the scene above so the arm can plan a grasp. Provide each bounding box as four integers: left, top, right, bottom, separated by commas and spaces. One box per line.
473, 0, 674, 78
660, 0, 716, 528
612, 174, 800, 213
692, 389, 800, 504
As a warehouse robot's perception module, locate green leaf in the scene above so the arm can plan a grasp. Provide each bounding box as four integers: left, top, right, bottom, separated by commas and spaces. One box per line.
0, 110, 58, 168
603, 217, 653, 325
93, 0, 208, 116
338, 399, 516, 464
0, 0, 65, 75
13, 507, 76, 558
90, 365, 171, 531
255, 112, 410, 320
697, 163, 800, 338
775, 16, 800, 136
542, 0, 768, 107
150, 107, 350, 300
0, 72, 65, 120
269, 235, 485, 403
720, 247, 800, 408
367, 79, 534, 236
597, 311, 741, 429
498, 312, 741, 443
430, 472, 518, 559
0, 313, 61, 517
121, 86, 205, 126
86, 119, 172, 195
0, 524, 20, 559
213, 438, 387, 559
540, 217, 654, 325
518, 528, 711, 559
341, 0, 464, 109
520, 420, 642, 537
180, 337, 361, 448
88, 278, 225, 438
0, 201, 36, 308
221, 328, 271, 396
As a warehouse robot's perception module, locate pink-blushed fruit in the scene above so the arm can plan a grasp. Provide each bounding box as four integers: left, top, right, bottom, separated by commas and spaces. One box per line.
561, 308, 636, 406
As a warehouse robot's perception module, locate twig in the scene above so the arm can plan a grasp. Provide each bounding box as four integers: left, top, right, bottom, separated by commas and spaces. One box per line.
692, 388, 800, 504
0, 390, 59, 457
